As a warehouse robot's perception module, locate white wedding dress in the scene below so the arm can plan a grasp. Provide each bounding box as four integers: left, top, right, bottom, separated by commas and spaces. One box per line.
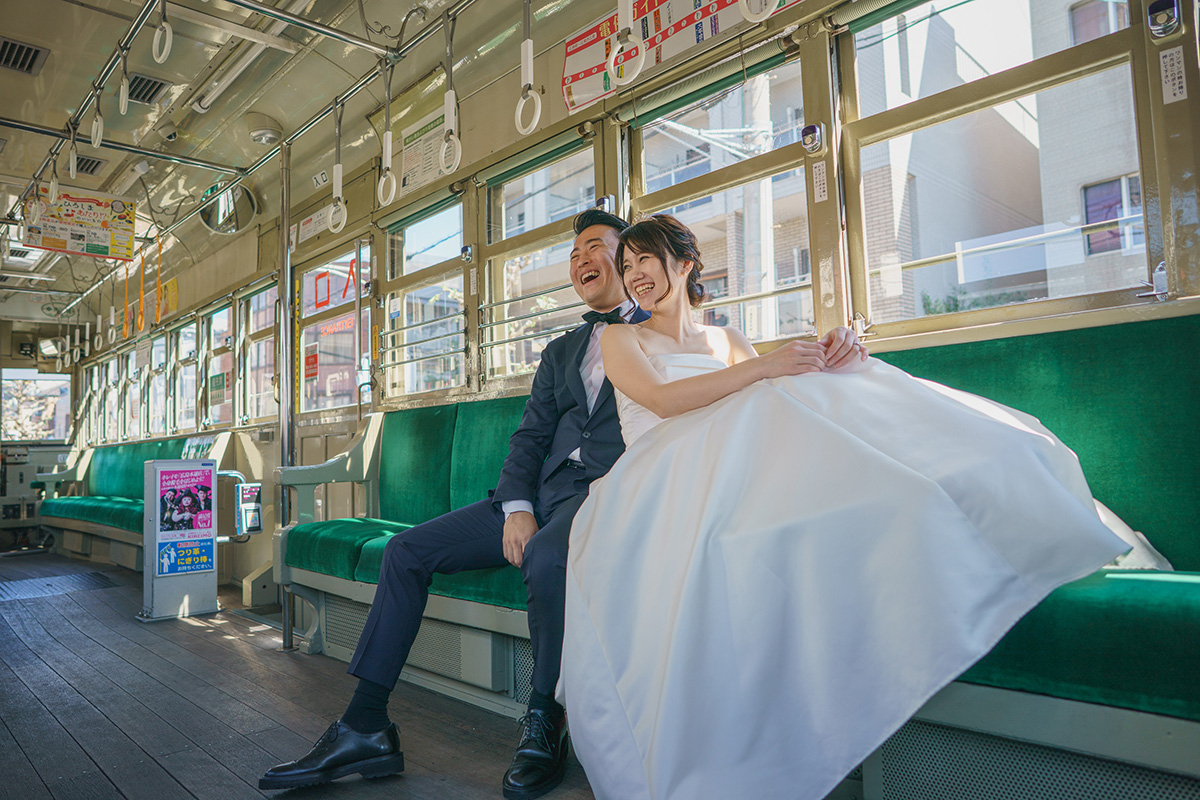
559, 354, 1127, 800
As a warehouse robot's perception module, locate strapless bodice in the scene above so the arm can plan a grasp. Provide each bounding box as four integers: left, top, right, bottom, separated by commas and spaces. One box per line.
615, 353, 728, 445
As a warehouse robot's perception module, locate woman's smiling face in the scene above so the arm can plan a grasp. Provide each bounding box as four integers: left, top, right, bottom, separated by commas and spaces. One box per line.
622, 247, 683, 311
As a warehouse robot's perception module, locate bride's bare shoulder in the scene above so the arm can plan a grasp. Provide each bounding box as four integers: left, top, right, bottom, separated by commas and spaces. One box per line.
702, 325, 756, 364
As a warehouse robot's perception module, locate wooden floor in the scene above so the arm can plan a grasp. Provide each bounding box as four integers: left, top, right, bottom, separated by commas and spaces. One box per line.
0, 552, 596, 800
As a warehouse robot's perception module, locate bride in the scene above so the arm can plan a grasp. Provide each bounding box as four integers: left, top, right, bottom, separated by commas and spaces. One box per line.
558, 214, 1127, 800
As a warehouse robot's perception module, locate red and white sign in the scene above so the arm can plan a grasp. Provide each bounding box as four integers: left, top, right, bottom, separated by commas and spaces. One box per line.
562, 0, 801, 113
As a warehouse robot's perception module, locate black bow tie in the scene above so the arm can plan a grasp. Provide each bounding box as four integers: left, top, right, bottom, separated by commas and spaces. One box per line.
583, 309, 625, 325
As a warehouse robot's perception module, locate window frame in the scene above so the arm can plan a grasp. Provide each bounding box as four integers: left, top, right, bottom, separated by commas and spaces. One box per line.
200, 304, 235, 430
168, 319, 198, 435
237, 281, 279, 426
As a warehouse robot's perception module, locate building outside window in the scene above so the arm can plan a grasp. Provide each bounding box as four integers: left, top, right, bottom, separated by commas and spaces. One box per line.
205, 306, 234, 426
242, 284, 278, 422
1070, 0, 1130, 45
123, 350, 140, 440
1, 369, 70, 441
148, 336, 167, 435
171, 322, 197, 433
300, 246, 371, 413
1083, 175, 1142, 255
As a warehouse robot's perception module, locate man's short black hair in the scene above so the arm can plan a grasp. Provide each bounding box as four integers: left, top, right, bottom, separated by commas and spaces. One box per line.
573, 207, 629, 236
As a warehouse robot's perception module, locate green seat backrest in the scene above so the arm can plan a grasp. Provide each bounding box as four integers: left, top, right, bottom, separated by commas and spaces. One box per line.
378, 404, 459, 525
874, 314, 1200, 570
449, 395, 529, 510
84, 437, 191, 499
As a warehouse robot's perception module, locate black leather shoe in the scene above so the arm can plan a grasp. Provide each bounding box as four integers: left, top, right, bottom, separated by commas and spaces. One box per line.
502, 708, 570, 800
259, 720, 404, 790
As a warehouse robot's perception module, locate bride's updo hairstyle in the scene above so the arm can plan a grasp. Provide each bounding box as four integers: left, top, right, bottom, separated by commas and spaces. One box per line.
617, 214, 707, 308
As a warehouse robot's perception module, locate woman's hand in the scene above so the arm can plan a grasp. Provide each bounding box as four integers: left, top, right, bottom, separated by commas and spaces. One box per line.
819, 327, 868, 371
756, 340, 828, 379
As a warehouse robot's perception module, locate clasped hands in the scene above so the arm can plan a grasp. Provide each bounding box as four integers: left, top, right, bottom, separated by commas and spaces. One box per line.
758, 326, 868, 379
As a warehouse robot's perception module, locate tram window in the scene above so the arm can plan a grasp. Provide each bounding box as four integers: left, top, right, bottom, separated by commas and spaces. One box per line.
394, 205, 463, 277
651, 172, 815, 344
171, 324, 198, 433
248, 285, 277, 334
383, 275, 466, 396
302, 247, 370, 317
104, 359, 120, 442
209, 306, 232, 351
494, 148, 595, 241
151, 336, 166, 370
1, 368, 69, 441
483, 238, 579, 377
178, 323, 197, 361
300, 309, 370, 413
851, 0, 1128, 117
149, 372, 167, 435
856, 65, 1143, 325
207, 351, 234, 426
124, 351, 140, 440
1070, 0, 1130, 45
640, 60, 803, 194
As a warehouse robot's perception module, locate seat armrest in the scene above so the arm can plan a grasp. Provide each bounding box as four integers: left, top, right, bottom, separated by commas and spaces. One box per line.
276, 412, 385, 488
37, 465, 80, 494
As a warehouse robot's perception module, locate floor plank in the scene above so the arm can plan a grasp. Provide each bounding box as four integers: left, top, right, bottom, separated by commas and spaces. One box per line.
0, 715, 54, 800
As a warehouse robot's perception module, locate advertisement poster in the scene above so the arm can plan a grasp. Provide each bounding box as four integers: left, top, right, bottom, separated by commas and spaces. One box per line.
157, 467, 214, 536
22, 184, 137, 260
157, 539, 214, 576
399, 109, 448, 198
561, 0, 799, 113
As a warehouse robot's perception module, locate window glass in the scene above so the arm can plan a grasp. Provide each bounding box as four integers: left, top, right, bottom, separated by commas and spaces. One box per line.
397, 205, 463, 276
301, 309, 370, 412
249, 285, 278, 334
149, 373, 166, 434
655, 171, 814, 343
124, 352, 140, 440
151, 336, 166, 369
853, 0, 1118, 116
302, 246, 371, 316
207, 351, 234, 425
857, 66, 1143, 324
209, 307, 232, 350
177, 363, 197, 430
642, 61, 803, 193
385, 276, 466, 396
1070, 0, 1130, 45
485, 240, 581, 377
1, 369, 70, 440
497, 148, 595, 240
177, 324, 196, 361
246, 339, 277, 420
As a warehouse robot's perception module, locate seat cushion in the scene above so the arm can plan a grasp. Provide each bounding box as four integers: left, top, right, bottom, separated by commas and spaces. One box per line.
41, 496, 144, 533
378, 405, 458, 526
287, 518, 414, 581
85, 437, 190, 499
961, 570, 1200, 723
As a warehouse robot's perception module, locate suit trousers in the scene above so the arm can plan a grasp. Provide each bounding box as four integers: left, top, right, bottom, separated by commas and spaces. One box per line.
348, 463, 589, 699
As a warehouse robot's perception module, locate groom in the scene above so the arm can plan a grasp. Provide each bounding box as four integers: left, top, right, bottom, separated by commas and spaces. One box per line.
259, 207, 646, 799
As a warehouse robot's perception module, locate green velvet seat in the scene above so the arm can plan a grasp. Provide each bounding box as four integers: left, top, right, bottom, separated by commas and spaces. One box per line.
289, 518, 414, 581
962, 570, 1200, 723
41, 437, 190, 533
41, 496, 145, 533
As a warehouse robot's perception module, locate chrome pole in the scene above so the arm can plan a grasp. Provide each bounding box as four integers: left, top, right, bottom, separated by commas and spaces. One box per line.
354, 238, 363, 423
222, 0, 395, 58
277, 142, 297, 651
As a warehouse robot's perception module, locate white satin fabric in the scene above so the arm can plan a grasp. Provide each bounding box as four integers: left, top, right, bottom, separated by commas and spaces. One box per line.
560, 354, 1126, 800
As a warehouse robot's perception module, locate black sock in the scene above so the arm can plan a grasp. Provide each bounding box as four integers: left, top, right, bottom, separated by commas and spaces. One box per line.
341, 678, 392, 733
527, 688, 564, 719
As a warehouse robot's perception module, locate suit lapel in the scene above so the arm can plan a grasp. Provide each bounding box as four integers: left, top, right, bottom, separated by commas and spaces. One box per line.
564, 323, 593, 410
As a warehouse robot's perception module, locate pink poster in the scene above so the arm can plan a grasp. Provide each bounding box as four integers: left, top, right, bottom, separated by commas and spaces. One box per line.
158, 468, 215, 539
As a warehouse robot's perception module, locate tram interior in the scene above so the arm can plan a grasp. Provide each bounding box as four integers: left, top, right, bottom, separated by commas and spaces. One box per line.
1, 0, 1198, 798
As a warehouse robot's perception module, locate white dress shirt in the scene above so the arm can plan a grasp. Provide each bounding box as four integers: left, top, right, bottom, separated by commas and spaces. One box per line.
502, 299, 638, 520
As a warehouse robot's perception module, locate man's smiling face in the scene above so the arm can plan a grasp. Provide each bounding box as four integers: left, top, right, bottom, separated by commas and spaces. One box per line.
569, 224, 628, 312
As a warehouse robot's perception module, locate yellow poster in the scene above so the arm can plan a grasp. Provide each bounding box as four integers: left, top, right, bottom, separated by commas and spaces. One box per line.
157, 278, 179, 319
23, 184, 137, 261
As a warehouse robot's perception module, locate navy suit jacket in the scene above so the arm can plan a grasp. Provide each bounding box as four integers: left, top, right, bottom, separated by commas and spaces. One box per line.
493, 307, 651, 511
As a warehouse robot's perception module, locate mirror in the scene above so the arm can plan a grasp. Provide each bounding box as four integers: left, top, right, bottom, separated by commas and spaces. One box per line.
199, 184, 258, 235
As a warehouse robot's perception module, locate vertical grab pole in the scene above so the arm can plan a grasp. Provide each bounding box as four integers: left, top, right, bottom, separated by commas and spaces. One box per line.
354, 238, 363, 424
278, 142, 297, 651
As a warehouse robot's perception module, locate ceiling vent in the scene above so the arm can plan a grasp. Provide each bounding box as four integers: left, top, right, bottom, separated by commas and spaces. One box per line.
75, 156, 106, 176
0, 37, 50, 76
127, 73, 172, 106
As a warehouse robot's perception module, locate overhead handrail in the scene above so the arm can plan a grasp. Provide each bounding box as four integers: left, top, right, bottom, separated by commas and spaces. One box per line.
606, 0, 645, 87
515, 0, 541, 136
439, 11, 462, 174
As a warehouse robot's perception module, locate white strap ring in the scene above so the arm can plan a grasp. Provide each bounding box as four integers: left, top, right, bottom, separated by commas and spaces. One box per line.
515, 88, 542, 136
119, 75, 130, 115
153, 21, 173, 64
605, 30, 645, 87
440, 133, 462, 174
91, 112, 104, 148
377, 169, 397, 207
739, 0, 777, 23
328, 198, 347, 233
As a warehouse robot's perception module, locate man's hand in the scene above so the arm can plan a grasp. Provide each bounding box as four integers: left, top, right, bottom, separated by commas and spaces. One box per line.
503, 511, 539, 567
819, 326, 868, 371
